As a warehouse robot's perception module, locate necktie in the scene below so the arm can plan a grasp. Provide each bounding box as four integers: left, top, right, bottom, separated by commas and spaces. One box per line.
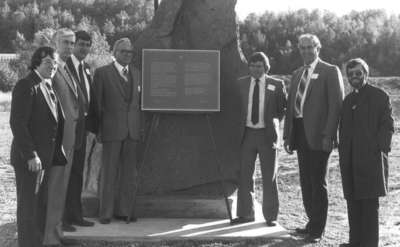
44, 80, 58, 119
251, 78, 260, 125
294, 66, 310, 116
78, 63, 89, 101
122, 67, 128, 81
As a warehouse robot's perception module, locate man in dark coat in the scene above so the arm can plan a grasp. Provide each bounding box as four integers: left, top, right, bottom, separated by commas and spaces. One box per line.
338, 58, 394, 247
10, 46, 67, 247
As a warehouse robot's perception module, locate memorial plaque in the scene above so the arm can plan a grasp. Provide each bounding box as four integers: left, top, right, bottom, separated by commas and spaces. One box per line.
142, 49, 220, 112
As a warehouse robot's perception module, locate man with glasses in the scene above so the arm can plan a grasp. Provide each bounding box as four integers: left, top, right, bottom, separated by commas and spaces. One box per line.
230, 52, 286, 227
283, 34, 344, 243
92, 38, 142, 224
338, 58, 394, 247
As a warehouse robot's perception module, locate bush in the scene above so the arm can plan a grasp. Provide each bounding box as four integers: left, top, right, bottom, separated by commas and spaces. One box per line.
0, 62, 18, 92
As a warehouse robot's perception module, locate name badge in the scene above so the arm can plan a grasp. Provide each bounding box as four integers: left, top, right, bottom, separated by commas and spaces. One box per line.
267, 84, 275, 91
311, 73, 319, 79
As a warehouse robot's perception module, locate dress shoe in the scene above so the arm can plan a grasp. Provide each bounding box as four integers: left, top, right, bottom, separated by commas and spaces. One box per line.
266, 220, 277, 227
305, 234, 322, 243
99, 218, 111, 224
62, 223, 76, 232
230, 217, 255, 225
60, 238, 80, 246
114, 215, 137, 222
339, 243, 360, 247
295, 227, 309, 234
71, 218, 95, 227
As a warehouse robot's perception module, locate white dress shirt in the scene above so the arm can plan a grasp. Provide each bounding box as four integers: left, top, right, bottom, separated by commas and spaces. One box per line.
246, 75, 266, 128
71, 54, 90, 101
295, 58, 319, 118
114, 61, 129, 81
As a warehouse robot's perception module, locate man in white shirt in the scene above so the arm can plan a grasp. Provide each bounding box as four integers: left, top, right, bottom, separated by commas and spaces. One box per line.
230, 52, 286, 227
92, 38, 142, 224
64, 30, 95, 228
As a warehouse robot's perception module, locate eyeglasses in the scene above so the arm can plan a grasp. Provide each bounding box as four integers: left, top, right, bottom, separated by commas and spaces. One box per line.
299, 45, 316, 50
119, 49, 133, 54
347, 70, 363, 77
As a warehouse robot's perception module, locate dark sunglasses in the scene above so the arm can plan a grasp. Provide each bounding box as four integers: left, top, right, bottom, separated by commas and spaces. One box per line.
347, 70, 363, 77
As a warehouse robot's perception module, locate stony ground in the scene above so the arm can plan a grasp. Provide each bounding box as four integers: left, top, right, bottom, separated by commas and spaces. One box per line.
1, 112, 400, 246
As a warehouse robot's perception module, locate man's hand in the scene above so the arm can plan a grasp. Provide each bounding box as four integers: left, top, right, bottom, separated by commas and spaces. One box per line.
283, 139, 293, 154
27, 157, 42, 172
322, 137, 334, 153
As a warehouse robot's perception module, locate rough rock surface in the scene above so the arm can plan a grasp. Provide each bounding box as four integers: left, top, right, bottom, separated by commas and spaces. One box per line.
84, 0, 248, 197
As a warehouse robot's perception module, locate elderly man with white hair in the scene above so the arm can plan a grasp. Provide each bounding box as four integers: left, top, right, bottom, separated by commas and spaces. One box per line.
92, 37, 142, 224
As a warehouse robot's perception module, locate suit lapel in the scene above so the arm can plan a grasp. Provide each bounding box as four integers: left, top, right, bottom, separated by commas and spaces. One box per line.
58, 65, 78, 98
304, 61, 321, 101
129, 65, 139, 103
110, 63, 127, 98
66, 57, 80, 84
39, 82, 58, 121
264, 75, 272, 107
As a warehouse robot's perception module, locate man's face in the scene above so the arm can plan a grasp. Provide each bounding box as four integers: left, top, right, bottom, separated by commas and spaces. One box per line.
114, 41, 133, 66
73, 39, 91, 61
114, 42, 133, 66
347, 64, 367, 90
249, 61, 266, 79
298, 38, 320, 65
56, 34, 75, 61
37, 54, 58, 79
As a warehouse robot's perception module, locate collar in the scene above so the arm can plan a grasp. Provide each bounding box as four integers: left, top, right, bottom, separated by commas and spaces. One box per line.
34, 69, 45, 81
305, 57, 319, 72
251, 74, 266, 84
114, 61, 128, 73
353, 83, 367, 94
71, 54, 83, 69
57, 57, 66, 68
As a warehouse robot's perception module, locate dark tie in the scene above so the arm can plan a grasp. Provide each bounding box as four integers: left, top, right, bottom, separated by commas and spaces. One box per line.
251, 78, 260, 125
45, 81, 58, 119
78, 63, 89, 100
294, 66, 310, 115
122, 67, 128, 81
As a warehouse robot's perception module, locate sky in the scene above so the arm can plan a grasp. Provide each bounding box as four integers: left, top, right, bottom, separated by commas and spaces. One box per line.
235, 0, 400, 20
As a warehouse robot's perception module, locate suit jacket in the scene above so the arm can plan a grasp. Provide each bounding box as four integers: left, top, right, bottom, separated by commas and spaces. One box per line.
237, 75, 286, 146
10, 72, 67, 169
339, 84, 394, 199
283, 59, 344, 151
92, 62, 141, 142
65, 56, 98, 135
52, 62, 84, 153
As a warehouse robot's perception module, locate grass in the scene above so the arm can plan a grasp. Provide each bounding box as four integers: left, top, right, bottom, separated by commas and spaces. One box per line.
1, 76, 400, 246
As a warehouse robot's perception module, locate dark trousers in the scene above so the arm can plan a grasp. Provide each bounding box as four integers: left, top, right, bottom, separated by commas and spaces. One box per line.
14, 163, 48, 247
64, 135, 87, 223
346, 198, 379, 247
294, 118, 329, 237
99, 138, 138, 219
237, 128, 279, 221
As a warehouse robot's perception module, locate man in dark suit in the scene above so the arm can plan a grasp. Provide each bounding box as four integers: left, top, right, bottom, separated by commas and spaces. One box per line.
230, 52, 286, 226
43, 28, 83, 246
283, 34, 344, 243
10, 46, 67, 247
64, 30, 95, 227
338, 58, 394, 247
93, 38, 142, 224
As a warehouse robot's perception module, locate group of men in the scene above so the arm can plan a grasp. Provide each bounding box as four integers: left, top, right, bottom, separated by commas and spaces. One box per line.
9, 29, 394, 247
230, 34, 394, 247
10, 28, 141, 247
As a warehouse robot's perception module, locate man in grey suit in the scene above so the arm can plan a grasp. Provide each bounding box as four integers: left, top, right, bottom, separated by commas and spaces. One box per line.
93, 38, 142, 224
230, 52, 286, 226
43, 28, 83, 246
283, 34, 344, 243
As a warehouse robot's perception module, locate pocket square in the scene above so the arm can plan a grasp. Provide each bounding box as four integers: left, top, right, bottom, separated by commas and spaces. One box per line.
311, 73, 319, 79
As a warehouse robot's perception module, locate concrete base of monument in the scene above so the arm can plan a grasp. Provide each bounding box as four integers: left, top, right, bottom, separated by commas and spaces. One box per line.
66, 201, 288, 241
82, 192, 235, 218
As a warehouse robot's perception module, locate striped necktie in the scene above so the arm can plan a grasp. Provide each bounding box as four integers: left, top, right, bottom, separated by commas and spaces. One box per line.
294, 66, 310, 116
